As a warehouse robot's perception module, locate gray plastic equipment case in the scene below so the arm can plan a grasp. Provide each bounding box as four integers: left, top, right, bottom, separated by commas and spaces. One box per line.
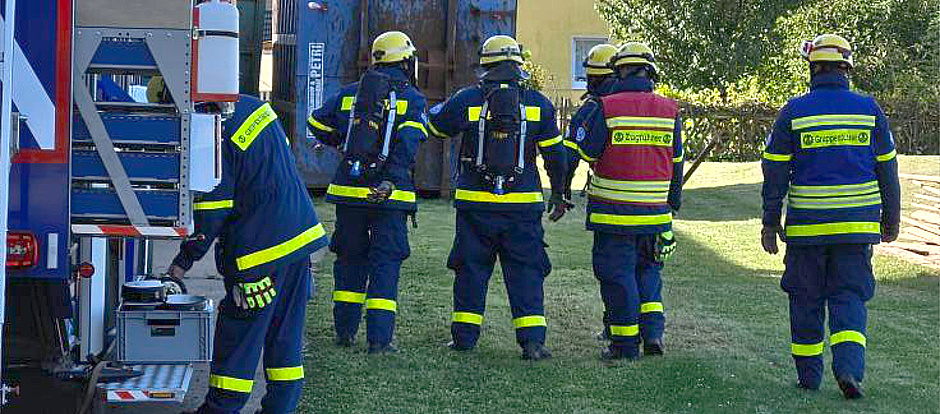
115, 300, 214, 364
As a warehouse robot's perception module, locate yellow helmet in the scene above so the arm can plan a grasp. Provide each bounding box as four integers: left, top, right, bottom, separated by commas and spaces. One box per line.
583, 44, 617, 76
612, 41, 658, 73
801, 34, 853, 67
479, 35, 524, 66
371, 31, 416, 64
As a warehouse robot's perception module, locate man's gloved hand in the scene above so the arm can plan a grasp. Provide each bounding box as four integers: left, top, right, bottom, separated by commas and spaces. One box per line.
167, 264, 186, 280
654, 231, 677, 263
881, 222, 900, 243
367, 181, 395, 203
761, 225, 785, 255
231, 276, 277, 311
547, 193, 573, 222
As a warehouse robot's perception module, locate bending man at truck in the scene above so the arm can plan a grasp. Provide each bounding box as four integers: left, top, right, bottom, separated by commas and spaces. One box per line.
168, 94, 328, 414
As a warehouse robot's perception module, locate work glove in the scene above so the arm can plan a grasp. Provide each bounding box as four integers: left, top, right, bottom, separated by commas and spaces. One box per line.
654, 231, 677, 263
761, 225, 785, 255
231, 276, 277, 311
881, 222, 900, 243
367, 181, 396, 203
547, 193, 573, 222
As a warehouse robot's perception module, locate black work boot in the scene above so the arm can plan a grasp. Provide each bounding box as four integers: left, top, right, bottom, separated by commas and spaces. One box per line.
796, 381, 819, 391
837, 374, 864, 399
643, 338, 664, 356
334, 335, 356, 347
600, 345, 638, 361
521, 343, 552, 361
367, 343, 399, 354
446, 340, 474, 352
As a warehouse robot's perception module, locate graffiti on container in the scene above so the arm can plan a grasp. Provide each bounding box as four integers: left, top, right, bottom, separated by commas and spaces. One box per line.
306, 42, 325, 139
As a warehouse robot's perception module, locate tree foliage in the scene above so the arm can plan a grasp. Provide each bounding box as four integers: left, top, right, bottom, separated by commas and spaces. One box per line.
597, 0, 940, 107
597, 0, 803, 100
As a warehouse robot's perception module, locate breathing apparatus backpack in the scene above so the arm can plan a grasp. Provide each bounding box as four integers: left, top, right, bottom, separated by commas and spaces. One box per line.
469, 81, 530, 195
342, 69, 406, 184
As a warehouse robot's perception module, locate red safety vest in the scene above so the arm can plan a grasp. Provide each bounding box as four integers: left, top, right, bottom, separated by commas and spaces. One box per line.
591, 92, 678, 206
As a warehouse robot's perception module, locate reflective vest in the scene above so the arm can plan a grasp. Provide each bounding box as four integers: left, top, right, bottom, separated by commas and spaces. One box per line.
586, 91, 678, 234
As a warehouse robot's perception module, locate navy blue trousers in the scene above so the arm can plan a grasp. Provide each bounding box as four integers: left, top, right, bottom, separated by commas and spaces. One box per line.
592, 232, 665, 356
198, 259, 311, 414
447, 210, 552, 349
330, 205, 410, 346
782, 244, 874, 388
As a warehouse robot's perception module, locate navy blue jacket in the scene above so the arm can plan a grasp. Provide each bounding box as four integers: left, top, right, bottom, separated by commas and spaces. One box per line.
569, 76, 684, 235
307, 66, 429, 212
173, 95, 328, 279
428, 79, 568, 212
563, 77, 618, 191
762, 72, 901, 245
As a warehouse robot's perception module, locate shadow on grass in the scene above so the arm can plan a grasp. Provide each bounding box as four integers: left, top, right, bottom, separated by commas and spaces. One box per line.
678, 182, 763, 222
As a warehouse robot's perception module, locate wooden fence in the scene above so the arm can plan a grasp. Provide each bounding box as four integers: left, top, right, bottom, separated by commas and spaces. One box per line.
555, 97, 940, 166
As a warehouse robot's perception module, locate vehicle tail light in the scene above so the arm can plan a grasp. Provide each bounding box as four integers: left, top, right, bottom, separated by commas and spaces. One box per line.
6, 232, 39, 269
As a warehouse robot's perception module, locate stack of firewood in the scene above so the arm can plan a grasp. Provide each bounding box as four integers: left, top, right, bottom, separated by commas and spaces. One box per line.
884, 173, 940, 268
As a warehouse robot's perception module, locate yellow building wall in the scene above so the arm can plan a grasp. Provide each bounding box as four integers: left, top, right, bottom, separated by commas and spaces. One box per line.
516, 0, 611, 104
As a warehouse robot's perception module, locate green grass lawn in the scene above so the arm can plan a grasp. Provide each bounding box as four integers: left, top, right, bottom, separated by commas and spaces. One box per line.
299, 156, 939, 414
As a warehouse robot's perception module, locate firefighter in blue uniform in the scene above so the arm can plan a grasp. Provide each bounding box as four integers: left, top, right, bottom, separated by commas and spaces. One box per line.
562, 43, 619, 341
306, 31, 429, 354
568, 42, 682, 360
428, 35, 569, 360
168, 94, 329, 414
761, 34, 900, 399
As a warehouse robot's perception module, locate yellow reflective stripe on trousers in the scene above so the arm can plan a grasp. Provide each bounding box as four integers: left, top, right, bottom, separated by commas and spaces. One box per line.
790, 181, 879, 197
236, 224, 327, 270
785, 222, 880, 238
590, 212, 672, 226
763, 152, 793, 162
327, 184, 416, 203
307, 116, 335, 133
512, 315, 547, 328
791, 114, 876, 130
265, 366, 304, 381
640, 302, 664, 313
830, 330, 867, 347
452, 311, 484, 326
672, 153, 683, 163
538, 135, 563, 147
193, 199, 234, 211
609, 324, 639, 337
876, 149, 897, 162
333, 290, 366, 304
231, 103, 278, 151
366, 298, 397, 312
398, 121, 428, 137
791, 341, 825, 356
455, 189, 544, 203
788, 194, 881, 209
606, 116, 675, 129
209, 374, 253, 393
